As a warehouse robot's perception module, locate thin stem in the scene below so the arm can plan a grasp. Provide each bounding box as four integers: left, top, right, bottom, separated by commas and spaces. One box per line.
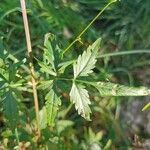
15, 128, 20, 146
62, 103, 73, 119
20, 0, 41, 138
57, 77, 73, 81
98, 50, 150, 58
58, 77, 93, 85
142, 103, 150, 111
75, 79, 92, 85
111, 68, 134, 86
61, 0, 116, 58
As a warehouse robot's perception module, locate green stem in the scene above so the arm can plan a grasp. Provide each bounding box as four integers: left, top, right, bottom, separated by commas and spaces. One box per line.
61, 0, 116, 58
58, 77, 93, 85
98, 50, 150, 58
142, 103, 150, 111
75, 79, 92, 85
62, 103, 73, 119
15, 128, 20, 146
112, 68, 134, 86
57, 77, 93, 87
57, 77, 73, 81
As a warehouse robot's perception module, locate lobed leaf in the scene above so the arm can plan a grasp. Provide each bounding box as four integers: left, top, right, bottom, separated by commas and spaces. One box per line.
43, 33, 60, 72
38, 80, 53, 90
69, 82, 91, 120
38, 60, 56, 76
58, 60, 75, 74
73, 38, 101, 78
91, 82, 150, 96
40, 33, 62, 76
39, 106, 47, 129
44, 33, 56, 70
45, 89, 61, 126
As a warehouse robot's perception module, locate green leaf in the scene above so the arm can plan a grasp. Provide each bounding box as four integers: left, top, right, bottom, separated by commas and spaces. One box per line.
91, 82, 150, 96
58, 60, 75, 74
69, 82, 91, 120
43, 33, 60, 72
38, 80, 53, 90
56, 120, 74, 134
73, 38, 101, 78
44, 33, 56, 70
86, 128, 103, 143
0, 73, 7, 82
0, 40, 9, 60
0, 58, 4, 67
38, 60, 56, 76
3, 90, 19, 128
11, 88, 24, 102
40, 33, 62, 76
8, 61, 23, 82
39, 106, 47, 129
45, 89, 61, 126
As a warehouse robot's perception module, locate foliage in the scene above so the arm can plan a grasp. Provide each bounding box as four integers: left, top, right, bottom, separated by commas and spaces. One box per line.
0, 0, 150, 149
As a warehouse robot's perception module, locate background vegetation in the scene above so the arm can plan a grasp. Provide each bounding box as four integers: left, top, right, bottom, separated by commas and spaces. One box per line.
0, 0, 150, 149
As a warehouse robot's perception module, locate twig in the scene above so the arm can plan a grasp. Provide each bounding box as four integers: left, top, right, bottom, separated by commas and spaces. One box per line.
61, 0, 117, 58
20, 0, 41, 138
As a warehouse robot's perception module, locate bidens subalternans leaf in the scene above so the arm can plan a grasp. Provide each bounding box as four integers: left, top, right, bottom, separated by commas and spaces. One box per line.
45, 89, 61, 126
73, 38, 101, 78
91, 82, 150, 96
70, 38, 101, 120
38, 35, 150, 124
39, 33, 61, 76
70, 83, 91, 120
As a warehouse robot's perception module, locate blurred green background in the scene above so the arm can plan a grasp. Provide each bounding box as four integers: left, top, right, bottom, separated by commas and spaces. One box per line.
0, 0, 150, 149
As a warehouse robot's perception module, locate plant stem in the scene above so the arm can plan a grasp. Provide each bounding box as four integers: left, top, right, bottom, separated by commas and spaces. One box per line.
61, 0, 116, 58
20, 0, 41, 138
15, 128, 20, 146
58, 77, 92, 85
57, 77, 73, 81
142, 103, 150, 111
98, 50, 150, 58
